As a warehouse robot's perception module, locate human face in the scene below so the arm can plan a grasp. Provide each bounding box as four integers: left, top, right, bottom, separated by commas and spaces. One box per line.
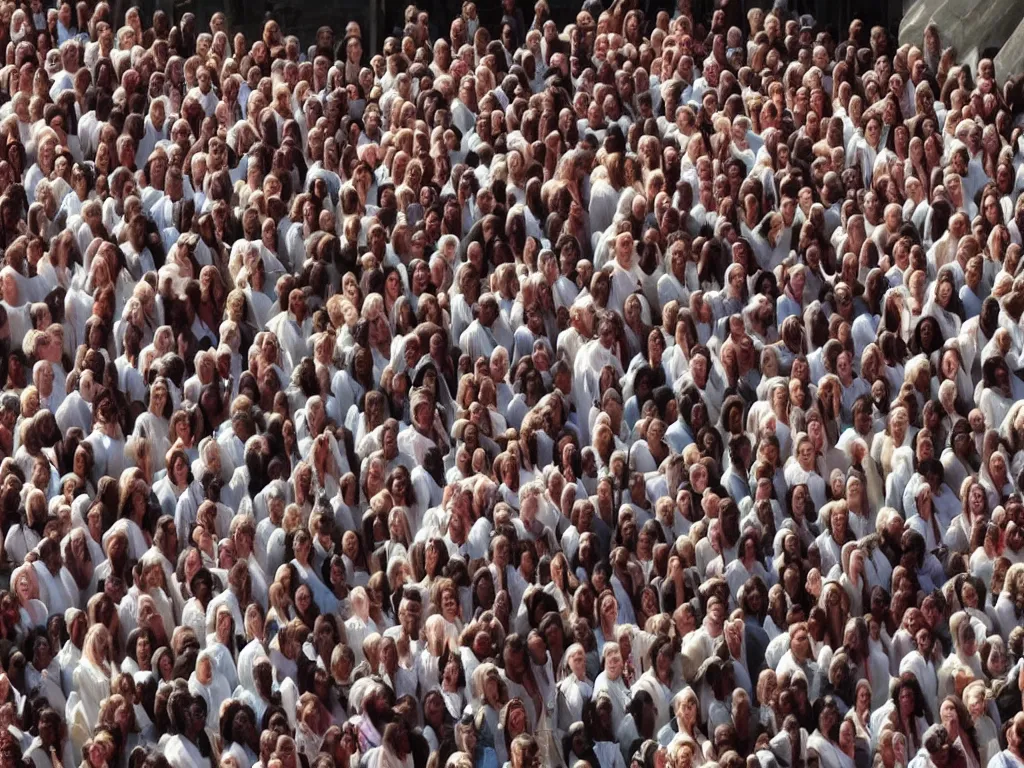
15, 575, 30, 602
798, 440, 815, 470
605, 648, 623, 679
674, 694, 696, 729
88, 743, 106, 767
150, 385, 167, 415
967, 485, 985, 517
655, 644, 673, 679
915, 628, 932, 656
216, 610, 232, 639
441, 588, 459, 621
866, 119, 881, 146
509, 705, 527, 736
937, 704, 954, 741
424, 694, 444, 727
197, 656, 213, 684
899, 686, 915, 715
791, 628, 810, 658
856, 684, 870, 710
32, 638, 54, 684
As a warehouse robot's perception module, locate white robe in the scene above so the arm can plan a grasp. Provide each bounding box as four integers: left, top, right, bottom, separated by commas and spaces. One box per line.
205, 640, 239, 692
396, 426, 436, 467
557, 675, 593, 731
631, 670, 673, 734
459, 318, 513, 363
165, 735, 212, 768
69, 659, 111, 733
134, 412, 171, 468
26, 658, 66, 713
55, 390, 92, 435
592, 671, 631, 726
84, 430, 126, 487
4, 525, 40, 565
266, 310, 311, 375
236, 638, 267, 693
182, 598, 208, 646
573, 339, 625, 419
807, 731, 855, 768
594, 740, 627, 768
345, 615, 378, 668
137, 117, 168, 168
189, 669, 233, 730
898, 650, 938, 719
33, 561, 75, 616
608, 263, 643, 315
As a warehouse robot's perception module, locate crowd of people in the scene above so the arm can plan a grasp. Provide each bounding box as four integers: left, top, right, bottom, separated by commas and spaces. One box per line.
3, 1, 1024, 768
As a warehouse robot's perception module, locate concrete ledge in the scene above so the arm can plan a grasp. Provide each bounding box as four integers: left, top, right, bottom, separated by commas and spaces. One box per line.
900, 0, 1023, 86
898, 0, 982, 49
994, 15, 1024, 82
955, 0, 1023, 72
899, 0, 941, 46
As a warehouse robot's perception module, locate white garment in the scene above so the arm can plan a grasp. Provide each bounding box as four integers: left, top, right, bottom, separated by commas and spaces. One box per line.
166, 735, 212, 768
592, 670, 631, 725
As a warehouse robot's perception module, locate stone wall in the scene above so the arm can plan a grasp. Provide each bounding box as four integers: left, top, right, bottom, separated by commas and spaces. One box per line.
899, 0, 1024, 75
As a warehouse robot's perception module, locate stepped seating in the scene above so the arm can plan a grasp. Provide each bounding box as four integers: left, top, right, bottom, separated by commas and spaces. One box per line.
899, 0, 1024, 77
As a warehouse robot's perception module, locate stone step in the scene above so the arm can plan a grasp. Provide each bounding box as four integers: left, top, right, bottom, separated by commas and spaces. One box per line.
898, 0, 939, 46
948, 0, 1021, 70
901, 0, 1024, 87
898, 0, 982, 49
994, 13, 1024, 82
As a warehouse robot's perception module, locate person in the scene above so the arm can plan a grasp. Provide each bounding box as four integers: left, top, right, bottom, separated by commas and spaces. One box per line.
67, 625, 113, 756
23, 707, 76, 768
510, 733, 541, 768
0, 4, 1023, 768
165, 691, 212, 768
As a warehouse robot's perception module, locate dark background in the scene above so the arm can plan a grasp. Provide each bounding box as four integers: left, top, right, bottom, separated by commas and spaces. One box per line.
182, 0, 902, 61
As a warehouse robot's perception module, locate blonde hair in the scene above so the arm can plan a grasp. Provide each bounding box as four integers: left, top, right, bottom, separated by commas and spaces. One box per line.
83, 624, 113, 674
19, 386, 38, 418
